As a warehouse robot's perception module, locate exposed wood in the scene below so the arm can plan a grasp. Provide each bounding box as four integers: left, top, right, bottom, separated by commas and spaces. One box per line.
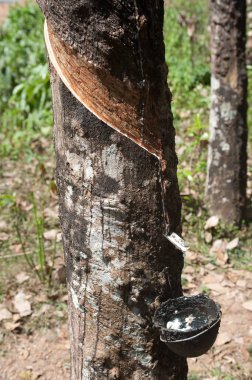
44, 21, 162, 161
207, 0, 247, 223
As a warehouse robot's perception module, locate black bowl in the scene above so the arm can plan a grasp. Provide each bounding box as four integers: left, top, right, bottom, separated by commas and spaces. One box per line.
154, 294, 221, 357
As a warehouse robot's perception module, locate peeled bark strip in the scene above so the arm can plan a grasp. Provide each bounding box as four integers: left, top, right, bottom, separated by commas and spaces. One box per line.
44, 21, 163, 161
38, 0, 187, 378
207, 0, 247, 223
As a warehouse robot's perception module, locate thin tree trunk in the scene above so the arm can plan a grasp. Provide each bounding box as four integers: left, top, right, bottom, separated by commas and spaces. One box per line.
247, 0, 252, 64
206, 0, 247, 223
37, 1, 187, 378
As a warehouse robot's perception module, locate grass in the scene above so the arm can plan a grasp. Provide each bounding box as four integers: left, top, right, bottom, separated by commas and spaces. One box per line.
248, 65, 252, 144
0, 186, 59, 285
211, 367, 234, 380
0, 2, 60, 288
164, 0, 210, 193
0, 1, 52, 160
164, 0, 210, 105
188, 375, 199, 380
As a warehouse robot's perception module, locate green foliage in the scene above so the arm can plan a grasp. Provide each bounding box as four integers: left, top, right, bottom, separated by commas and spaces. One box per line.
164, 0, 210, 194
0, 192, 57, 285
0, 2, 52, 158
247, 344, 252, 357
211, 368, 234, 380
199, 284, 210, 295
177, 114, 208, 192
188, 375, 199, 380
164, 0, 210, 112
247, 66, 252, 143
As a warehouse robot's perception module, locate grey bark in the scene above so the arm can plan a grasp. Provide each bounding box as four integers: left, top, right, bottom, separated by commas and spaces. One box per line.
206, 0, 247, 223
38, 1, 187, 378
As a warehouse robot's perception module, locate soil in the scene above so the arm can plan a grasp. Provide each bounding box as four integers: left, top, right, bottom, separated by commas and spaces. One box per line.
0, 328, 70, 380
0, 157, 251, 380
0, 245, 251, 379
186, 261, 252, 379
0, 4, 10, 24
0, 1, 26, 25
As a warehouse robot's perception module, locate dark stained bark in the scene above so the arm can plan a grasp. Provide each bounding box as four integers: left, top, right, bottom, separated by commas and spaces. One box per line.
37, 1, 187, 378
206, 0, 247, 223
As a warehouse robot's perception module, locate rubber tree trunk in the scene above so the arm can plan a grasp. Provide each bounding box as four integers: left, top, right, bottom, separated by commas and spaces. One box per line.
206, 0, 247, 223
37, 1, 187, 379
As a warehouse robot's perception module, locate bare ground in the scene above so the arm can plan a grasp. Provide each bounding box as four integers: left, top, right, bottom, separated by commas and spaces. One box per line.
185, 260, 252, 379
0, 328, 70, 380
0, 254, 251, 379
0, 1, 26, 25
0, 158, 251, 380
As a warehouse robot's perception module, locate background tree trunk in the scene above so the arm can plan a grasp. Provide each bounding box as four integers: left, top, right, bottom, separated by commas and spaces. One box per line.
37, 1, 187, 378
206, 0, 247, 223
247, 0, 252, 64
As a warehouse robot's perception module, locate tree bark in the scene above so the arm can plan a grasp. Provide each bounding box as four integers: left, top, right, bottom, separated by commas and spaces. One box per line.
206, 0, 247, 223
247, 0, 252, 64
37, 1, 187, 378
